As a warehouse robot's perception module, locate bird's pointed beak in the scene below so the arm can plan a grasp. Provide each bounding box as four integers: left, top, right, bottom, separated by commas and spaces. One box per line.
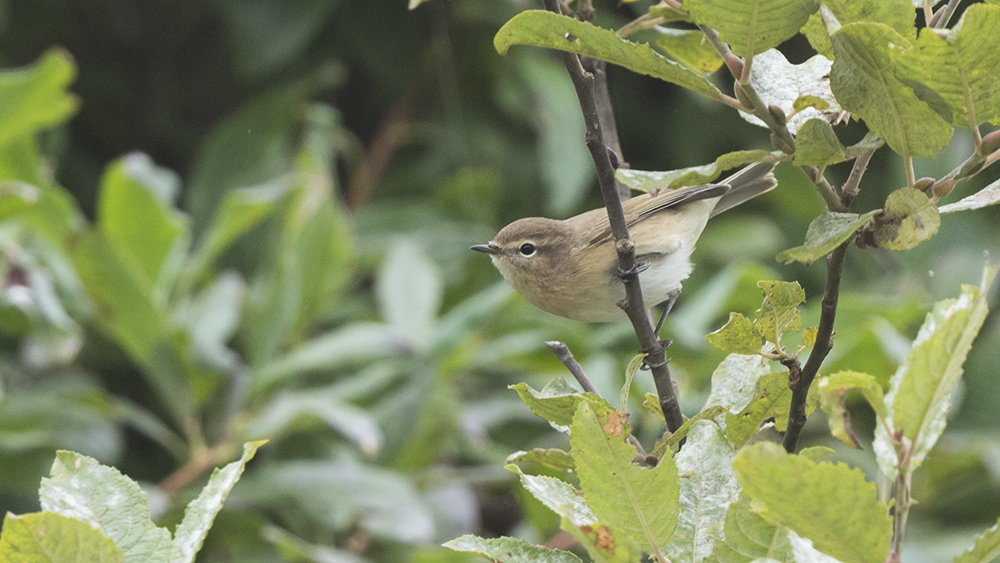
471, 243, 500, 255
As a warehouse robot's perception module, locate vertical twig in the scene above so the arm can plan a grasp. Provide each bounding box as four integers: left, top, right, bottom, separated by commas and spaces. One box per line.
841, 150, 875, 207
782, 241, 848, 452
542, 0, 685, 434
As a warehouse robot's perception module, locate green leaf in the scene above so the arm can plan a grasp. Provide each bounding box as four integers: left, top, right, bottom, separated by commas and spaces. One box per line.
250, 323, 407, 395
511, 379, 613, 428
706, 312, 762, 355
190, 179, 288, 278
876, 271, 993, 479
0, 512, 124, 563
507, 465, 597, 526
517, 55, 594, 217
184, 69, 341, 233
509, 468, 645, 563
792, 118, 847, 168
739, 50, 842, 134
169, 441, 266, 563
793, 95, 830, 112
7, 181, 82, 244
0, 135, 43, 185
830, 22, 953, 159
733, 442, 892, 563
69, 230, 169, 364
654, 28, 724, 74
954, 517, 1000, 563
802, 0, 916, 57
892, 5, 1000, 128
940, 176, 1000, 214
657, 405, 729, 452
241, 108, 353, 367
664, 421, 739, 563
287, 104, 355, 335
97, 154, 188, 288
776, 210, 879, 265
376, 239, 442, 352
725, 371, 814, 447
560, 517, 643, 563
0, 181, 38, 220
494, 10, 722, 99
0, 48, 79, 147
818, 371, 887, 449
249, 388, 381, 455
685, 0, 819, 57
617, 150, 785, 192
709, 494, 792, 562
506, 448, 576, 472
39, 451, 172, 563
620, 353, 645, 411
798, 446, 835, 462
800, 326, 818, 349
238, 459, 433, 543
181, 273, 243, 371
444, 535, 583, 563
753, 280, 805, 347
704, 354, 772, 415
873, 187, 940, 251
572, 401, 679, 550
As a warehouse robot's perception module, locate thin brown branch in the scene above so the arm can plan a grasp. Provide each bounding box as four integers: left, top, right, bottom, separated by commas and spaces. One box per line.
158, 442, 233, 495
546, 341, 599, 395
803, 165, 845, 211
345, 94, 414, 209
584, 56, 631, 200
841, 150, 875, 208
782, 241, 848, 452
543, 0, 685, 435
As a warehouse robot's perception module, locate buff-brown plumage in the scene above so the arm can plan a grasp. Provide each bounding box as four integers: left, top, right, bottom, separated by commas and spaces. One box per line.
473, 163, 777, 321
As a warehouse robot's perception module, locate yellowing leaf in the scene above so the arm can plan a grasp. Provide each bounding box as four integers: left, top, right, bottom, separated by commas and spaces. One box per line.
706, 312, 762, 355
572, 401, 679, 550
873, 187, 940, 251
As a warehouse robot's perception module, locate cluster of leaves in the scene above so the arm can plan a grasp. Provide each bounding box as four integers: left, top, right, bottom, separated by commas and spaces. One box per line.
445, 0, 1000, 562
0, 38, 590, 562
0, 444, 262, 562
4, 0, 1000, 562
449, 270, 996, 563
497, 0, 1000, 258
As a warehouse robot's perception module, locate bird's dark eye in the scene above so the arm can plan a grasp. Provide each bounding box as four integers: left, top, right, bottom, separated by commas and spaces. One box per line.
519, 243, 537, 256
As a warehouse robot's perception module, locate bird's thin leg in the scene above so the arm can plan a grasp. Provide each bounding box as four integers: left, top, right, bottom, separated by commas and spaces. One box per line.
653, 291, 679, 336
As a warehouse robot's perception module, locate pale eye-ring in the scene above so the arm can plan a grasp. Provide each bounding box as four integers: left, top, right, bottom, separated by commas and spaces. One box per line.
519, 243, 537, 257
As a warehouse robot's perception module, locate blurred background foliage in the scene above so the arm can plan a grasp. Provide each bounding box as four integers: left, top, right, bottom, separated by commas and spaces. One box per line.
0, 0, 999, 561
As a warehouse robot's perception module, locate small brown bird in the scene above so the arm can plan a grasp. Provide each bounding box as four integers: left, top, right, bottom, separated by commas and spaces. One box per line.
472, 162, 777, 322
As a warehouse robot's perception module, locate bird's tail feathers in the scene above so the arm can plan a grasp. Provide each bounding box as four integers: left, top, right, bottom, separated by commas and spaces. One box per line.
710, 162, 778, 217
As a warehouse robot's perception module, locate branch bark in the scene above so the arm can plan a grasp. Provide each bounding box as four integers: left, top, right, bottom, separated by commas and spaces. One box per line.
782, 240, 848, 452
547, 341, 599, 395
542, 0, 685, 434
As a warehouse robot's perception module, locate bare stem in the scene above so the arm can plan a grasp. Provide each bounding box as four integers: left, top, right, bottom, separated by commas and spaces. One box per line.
782, 241, 848, 452
547, 341, 599, 395
543, 0, 685, 434
892, 472, 913, 555
842, 150, 875, 208
159, 441, 233, 494
803, 166, 845, 211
